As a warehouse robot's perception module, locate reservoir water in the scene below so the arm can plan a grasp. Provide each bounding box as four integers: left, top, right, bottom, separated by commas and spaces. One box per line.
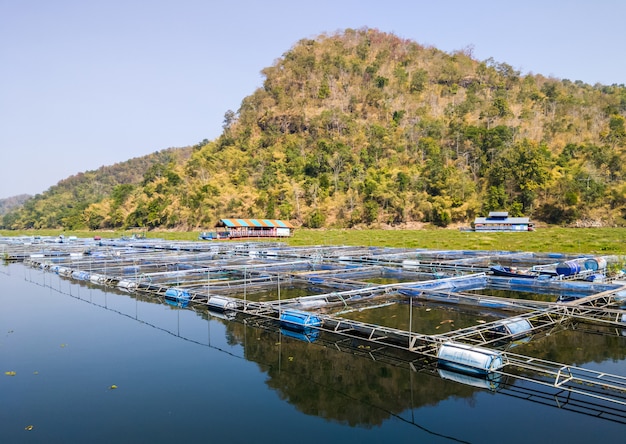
2, 262, 625, 443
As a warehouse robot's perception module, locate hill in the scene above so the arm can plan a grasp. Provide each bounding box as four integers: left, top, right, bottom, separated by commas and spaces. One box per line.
2, 147, 192, 229
0, 194, 31, 216
3, 28, 626, 230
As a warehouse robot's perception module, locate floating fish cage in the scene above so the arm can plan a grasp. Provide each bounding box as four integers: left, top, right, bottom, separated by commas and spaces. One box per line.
7, 235, 626, 415
6, 236, 626, 362
398, 274, 490, 298
487, 276, 616, 301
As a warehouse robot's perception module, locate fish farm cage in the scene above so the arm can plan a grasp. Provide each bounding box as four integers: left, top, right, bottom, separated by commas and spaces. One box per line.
2, 234, 626, 420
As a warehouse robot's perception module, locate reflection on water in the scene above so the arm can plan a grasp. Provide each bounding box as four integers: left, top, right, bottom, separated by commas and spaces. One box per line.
2, 263, 626, 443
237, 284, 316, 303
336, 301, 503, 334
466, 287, 558, 303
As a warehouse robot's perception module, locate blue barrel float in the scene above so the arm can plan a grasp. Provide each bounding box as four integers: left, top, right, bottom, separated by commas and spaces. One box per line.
71, 271, 90, 281
584, 257, 607, 271
556, 260, 581, 277
164, 288, 191, 308
279, 310, 322, 332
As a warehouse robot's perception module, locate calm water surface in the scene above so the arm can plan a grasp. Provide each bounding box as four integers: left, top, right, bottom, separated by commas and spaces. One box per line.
2, 263, 625, 443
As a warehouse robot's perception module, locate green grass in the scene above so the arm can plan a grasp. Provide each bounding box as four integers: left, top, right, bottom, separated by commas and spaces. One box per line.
2, 227, 625, 255
288, 227, 626, 255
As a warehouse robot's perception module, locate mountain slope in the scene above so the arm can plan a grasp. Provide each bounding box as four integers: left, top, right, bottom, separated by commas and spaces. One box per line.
2, 147, 192, 229
177, 28, 626, 228
4, 28, 626, 230
0, 194, 31, 216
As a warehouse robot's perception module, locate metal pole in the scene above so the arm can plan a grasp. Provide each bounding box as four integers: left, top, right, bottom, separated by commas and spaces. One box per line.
278, 273, 281, 315
409, 296, 413, 349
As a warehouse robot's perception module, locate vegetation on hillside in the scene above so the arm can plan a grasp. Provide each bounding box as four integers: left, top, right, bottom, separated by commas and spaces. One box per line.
2, 147, 191, 229
0, 194, 30, 216
3, 28, 626, 230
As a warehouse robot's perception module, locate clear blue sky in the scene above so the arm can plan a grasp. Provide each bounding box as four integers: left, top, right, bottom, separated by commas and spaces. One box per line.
1, 0, 624, 198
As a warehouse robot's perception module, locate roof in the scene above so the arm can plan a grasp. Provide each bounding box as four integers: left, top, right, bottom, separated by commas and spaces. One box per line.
215, 218, 295, 229
487, 211, 509, 219
474, 217, 530, 224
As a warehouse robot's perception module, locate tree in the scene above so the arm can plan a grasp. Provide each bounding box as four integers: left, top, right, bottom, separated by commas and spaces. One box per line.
601, 114, 626, 148
223, 110, 237, 131
505, 140, 552, 211
409, 69, 428, 93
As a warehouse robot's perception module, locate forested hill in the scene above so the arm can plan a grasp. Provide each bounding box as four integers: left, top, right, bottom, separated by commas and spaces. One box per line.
2, 147, 192, 229
0, 194, 30, 216
4, 28, 626, 230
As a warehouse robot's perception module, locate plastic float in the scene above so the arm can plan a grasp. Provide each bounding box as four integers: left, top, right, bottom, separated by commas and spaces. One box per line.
437, 342, 504, 375
207, 296, 237, 312
165, 288, 191, 308
279, 310, 322, 332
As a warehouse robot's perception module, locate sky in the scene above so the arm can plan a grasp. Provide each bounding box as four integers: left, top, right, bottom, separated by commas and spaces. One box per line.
1, 0, 625, 199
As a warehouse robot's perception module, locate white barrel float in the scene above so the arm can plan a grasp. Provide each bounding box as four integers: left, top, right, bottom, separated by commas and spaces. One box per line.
207, 296, 237, 312
57, 267, 72, 277
90, 274, 106, 284
296, 299, 328, 309
556, 260, 581, 276
402, 259, 420, 270
493, 317, 532, 337
117, 280, 138, 290
583, 257, 607, 271
279, 310, 322, 332
437, 342, 504, 375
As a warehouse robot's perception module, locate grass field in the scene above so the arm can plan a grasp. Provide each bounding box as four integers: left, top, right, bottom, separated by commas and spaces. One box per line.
2, 227, 625, 255
289, 227, 626, 254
